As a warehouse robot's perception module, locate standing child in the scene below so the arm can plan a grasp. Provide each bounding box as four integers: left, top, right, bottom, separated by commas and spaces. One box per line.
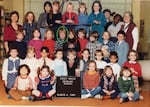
28, 28, 43, 59
9, 64, 33, 101
51, 49, 68, 76
2, 47, 22, 94
86, 31, 101, 60
32, 65, 56, 101
77, 28, 88, 58
102, 31, 115, 52
43, 29, 55, 59
115, 31, 129, 65
81, 60, 101, 99
118, 67, 142, 103
23, 11, 37, 44
88, 0, 106, 43
99, 66, 119, 99
108, 51, 121, 80
123, 50, 143, 92
12, 31, 27, 59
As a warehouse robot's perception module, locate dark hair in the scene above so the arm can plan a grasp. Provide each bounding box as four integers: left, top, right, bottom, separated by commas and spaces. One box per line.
120, 66, 132, 76
78, 2, 87, 15
81, 48, 90, 60
110, 51, 118, 58
92, 0, 102, 13
90, 31, 99, 39
55, 49, 63, 54
117, 30, 126, 37
95, 49, 103, 56
53, 1, 61, 12
32, 28, 41, 38
44, 1, 52, 12
78, 28, 87, 38
10, 11, 19, 22
103, 65, 114, 76
128, 50, 138, 60
40, 46, 49, 53
87, 60, 97, 71
7, 46, 19, 58
37, 65, 54, 77
114, 14, 123, 21
103, 9, 111, 14
18, 64, 30, 75
23, 11, 36, 23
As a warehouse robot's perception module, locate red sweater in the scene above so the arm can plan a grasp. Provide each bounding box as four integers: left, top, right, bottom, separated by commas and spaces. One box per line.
62, 12, 78, 24
43, 40, 55, 59
123, 61, 142, 77
83, 71, 100, 90
78, 38, 88, 57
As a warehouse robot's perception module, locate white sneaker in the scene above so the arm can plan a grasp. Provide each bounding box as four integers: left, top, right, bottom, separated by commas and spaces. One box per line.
94, 94, 101, 99
81, 93, 91, 99
139, 95, 144, 100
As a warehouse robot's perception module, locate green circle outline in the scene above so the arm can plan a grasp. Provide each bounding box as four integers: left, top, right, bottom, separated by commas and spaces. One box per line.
56, 25, 69, 44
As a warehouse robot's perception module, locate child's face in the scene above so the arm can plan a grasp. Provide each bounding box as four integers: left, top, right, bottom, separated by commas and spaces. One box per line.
79, 6, 85, 13
69, 32, 74, 39
114, 16, 120, 25
67, 53, 76, 61
41, 68, 49, 77
110, 55, 118, 63
78, 32, 85, 39
41, 50, 49, 58
20, 66, 28, 76
88, 62, 96, 71
27, 51, 35, 58
27, 13, 34, 22
16, 33, 24, 41
103, 32, 110, 40
33, 30, 40, 38
105, 68, 113, 77
89, 36, 96, 42
117, 34, 125, 41
55, 51, 63, 59
93, 3, 100, 12
95, 52, 103, 61
67, 4, 73, 12
10, 49, 18, 58
104, 12, 111, 19
128, 52, 137, 61
123, 70, 131, 77
45, 4, 51, 13
82, 50, 89, 60
59, 32, 66, 40
45, 31, 53, 40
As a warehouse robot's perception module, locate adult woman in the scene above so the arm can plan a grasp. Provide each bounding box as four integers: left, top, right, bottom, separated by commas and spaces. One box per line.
122, 11, 139, 50
4, 11, 23, 54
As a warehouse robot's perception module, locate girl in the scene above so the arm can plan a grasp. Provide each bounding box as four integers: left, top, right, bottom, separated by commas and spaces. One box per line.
43, 29, 55, 59
4, 11, 23, 54
77, 28, 88, 58
37, 1, 52, 40
76, 3, 88, 33
22, 46, 39, 86
123, 50, 143, 92
99, 66, 119, 99
51, 49, 68, 76
118, 67, 141, 103
28, 28, 43, 59
81, 60, 101, 99
2, 47, 22, 94
9, 64, 33, 101
88, 1, 106, 43
23, 11, 37, 44
32, 65, 56, 101
101, 45, 110, 63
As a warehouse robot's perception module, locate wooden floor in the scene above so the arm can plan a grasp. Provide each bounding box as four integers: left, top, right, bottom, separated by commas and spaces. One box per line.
0, 77, 150, 107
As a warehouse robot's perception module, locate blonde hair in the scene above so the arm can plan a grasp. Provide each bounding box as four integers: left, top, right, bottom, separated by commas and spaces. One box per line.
44, 28, 54, 40
27, 46, 36, 54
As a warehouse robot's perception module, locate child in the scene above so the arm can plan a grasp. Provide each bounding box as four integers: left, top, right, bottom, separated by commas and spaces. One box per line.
77, 28, 88, 58
9, 64, 33, 101
78, 49, 90, 89
62, 2, 78, 29
51, 49, 68, 76
32, 65, 56, 101
101, 45, 110, 63
55, 27, 68, 50
123, 50, 143, 92
99, 66, 119, 99
81, 60, 101, 99
12, 31, 27, 59
2, 47, 22, 94
28, 28, 43, 59
22, 46, 39, 85
102, 31, 115, 52
76, 3, 88, 33
43, 29, 55, 59
63, 29, 80, 55
38, 47, 53, 70
23, 11, 37, 44
66, 50, 79, 76
103, 9, 112, 30
108, 51, 121, 80
118, 67, 142, 103
94, 49, 107, 74
86, 31, 101, 60
88, 0, 106, 43
115, 31, 129, 65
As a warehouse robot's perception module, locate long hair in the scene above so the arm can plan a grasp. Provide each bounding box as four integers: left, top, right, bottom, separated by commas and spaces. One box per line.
92, 0, 102, 13
23, 11, 36, 23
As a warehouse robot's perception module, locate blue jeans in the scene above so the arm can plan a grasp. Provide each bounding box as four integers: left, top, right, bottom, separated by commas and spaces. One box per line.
82, 86, 101, 97
120, 91, 140, 101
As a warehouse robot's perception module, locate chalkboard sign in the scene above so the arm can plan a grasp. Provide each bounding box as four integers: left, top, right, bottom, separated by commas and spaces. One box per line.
56, 76, 81, 97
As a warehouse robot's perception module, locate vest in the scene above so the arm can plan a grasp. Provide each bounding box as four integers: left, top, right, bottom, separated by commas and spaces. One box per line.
8, 58, 20, 71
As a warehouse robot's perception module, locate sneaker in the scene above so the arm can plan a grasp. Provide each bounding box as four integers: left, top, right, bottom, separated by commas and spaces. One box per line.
81, 93, 91, 99
7, 94, 12, 99
139, 95, 144, 100
94, 94, 103, 99
28, 96, 34, 101
119, 98, 123, 103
